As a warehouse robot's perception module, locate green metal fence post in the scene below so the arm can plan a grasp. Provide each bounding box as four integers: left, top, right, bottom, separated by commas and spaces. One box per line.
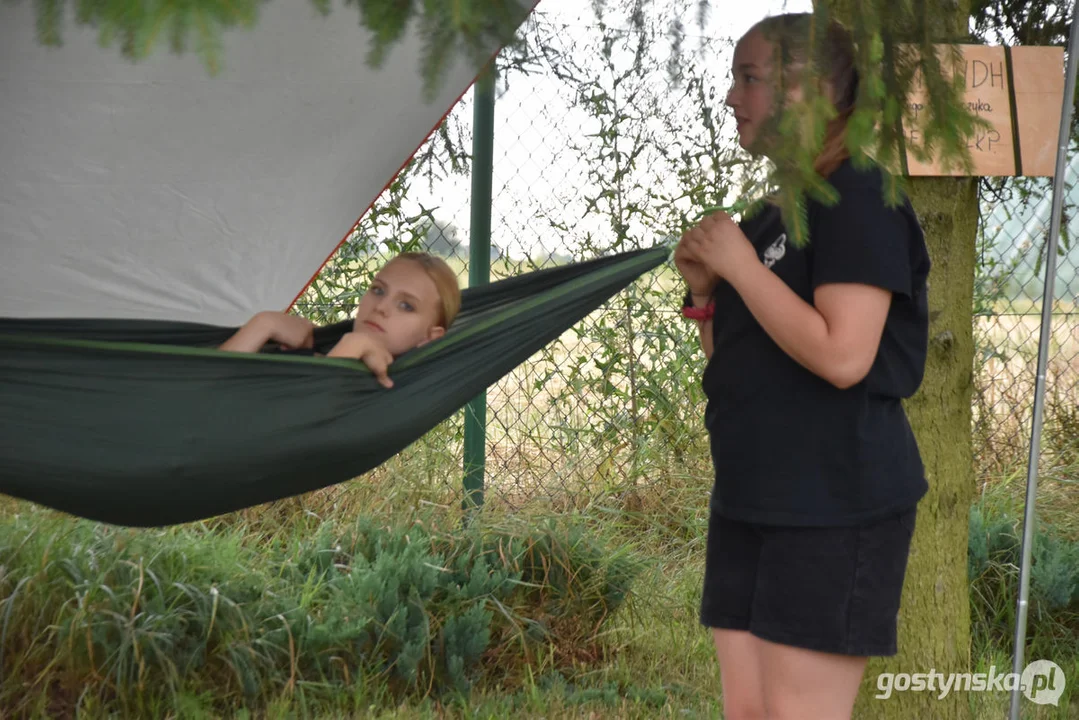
463, 62, 495, 512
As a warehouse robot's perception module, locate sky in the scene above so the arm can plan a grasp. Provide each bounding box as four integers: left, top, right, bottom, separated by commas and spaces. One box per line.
377, 0, 813, 261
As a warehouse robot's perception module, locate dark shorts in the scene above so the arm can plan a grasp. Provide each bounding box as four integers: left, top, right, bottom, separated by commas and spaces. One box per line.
699, 506, 917, 657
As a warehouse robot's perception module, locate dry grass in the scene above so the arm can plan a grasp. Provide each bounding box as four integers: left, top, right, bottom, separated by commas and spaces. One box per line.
973, 303, 1079, 544
974, 307, 1077, 435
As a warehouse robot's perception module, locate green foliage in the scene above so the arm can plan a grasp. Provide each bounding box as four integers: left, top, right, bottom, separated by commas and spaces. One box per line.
337, 0, 534, 99
970, 0, 1073, 46
0, 511, 640, 715
509, 2, 735, 495
18, 0, 532, 99
969, 502, 1079, 660
21, 0, 265, 74
754, 2, 991, 243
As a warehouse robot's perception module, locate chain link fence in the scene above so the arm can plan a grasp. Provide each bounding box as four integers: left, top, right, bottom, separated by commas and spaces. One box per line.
284, 7, 1078, 518
974, 176, 1079, 477
286, 6, 741, 517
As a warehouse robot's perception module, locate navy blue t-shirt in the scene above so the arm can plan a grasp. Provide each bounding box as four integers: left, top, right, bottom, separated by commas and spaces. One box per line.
702, 159, 931, 526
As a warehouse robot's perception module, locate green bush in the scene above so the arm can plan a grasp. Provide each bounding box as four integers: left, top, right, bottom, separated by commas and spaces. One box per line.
0, 511, 641, 716
968, 502, 1079, 659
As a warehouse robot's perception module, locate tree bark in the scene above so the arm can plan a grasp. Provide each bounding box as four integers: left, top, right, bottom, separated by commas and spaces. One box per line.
854, 178, 979, 719
820, 1, 980, 717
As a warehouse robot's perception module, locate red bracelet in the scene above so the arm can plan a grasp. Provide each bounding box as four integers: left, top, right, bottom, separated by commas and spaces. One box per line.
682, 301, 714, 321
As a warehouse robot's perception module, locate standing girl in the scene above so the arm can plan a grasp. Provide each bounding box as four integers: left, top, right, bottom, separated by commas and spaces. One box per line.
676, 14, 931, 719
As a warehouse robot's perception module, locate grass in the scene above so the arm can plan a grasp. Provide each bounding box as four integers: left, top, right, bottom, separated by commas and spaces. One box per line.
2, 440, 1077, 719
0, 502, 653, 718
0, 519, 715, 720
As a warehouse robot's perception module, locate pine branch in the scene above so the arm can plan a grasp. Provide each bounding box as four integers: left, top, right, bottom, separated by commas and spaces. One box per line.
21, 0, 530, 101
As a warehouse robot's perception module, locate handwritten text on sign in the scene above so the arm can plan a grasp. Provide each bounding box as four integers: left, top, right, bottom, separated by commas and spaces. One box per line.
904, 45, 1064, 177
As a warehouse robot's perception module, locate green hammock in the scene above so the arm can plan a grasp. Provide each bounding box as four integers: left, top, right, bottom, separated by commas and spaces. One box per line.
0, 247, 668, 527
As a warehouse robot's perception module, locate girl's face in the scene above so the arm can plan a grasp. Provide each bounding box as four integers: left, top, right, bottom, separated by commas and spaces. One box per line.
725, 29, 778, 151
352, 258, 446, 356
727, 28, 814, 152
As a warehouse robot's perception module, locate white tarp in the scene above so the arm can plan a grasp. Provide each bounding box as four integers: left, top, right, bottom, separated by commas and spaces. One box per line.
0, 2, 527, 325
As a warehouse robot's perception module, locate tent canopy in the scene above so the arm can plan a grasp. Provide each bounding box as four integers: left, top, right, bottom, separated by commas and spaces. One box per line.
0, 2, 533, 325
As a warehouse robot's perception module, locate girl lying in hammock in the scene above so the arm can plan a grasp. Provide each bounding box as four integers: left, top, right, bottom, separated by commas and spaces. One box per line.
220, 252, 461, 388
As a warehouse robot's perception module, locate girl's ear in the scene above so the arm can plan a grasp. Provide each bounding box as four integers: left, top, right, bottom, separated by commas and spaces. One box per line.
417, 326, 446, 347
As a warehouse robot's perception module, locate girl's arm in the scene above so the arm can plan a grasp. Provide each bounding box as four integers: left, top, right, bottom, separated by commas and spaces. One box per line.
683, 212, 891, 389
219, 311, 315, 353
725, 261, 891, 389
697, 321, 714, 361
674, 240, 719, 361
689, 292, 715, 360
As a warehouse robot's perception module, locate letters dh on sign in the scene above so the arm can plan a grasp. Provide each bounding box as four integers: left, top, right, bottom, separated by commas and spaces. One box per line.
903, 45, 1065, 177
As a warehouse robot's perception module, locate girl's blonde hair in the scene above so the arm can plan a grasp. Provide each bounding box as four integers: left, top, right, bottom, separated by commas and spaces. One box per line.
749, 13, 859, 178
392, 252, 461, 328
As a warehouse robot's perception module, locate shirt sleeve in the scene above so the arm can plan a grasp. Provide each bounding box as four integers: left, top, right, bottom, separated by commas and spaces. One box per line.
809, 182, 916, 298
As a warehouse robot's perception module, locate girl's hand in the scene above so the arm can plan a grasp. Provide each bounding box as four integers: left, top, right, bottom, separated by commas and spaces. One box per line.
674, 239, 720, 297
327, 331, 395, 388
261, 312, 315, 349
680, 211, 758, 283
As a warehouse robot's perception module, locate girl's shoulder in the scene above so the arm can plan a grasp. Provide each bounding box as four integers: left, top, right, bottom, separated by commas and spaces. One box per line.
824, 158, 888, 198
815, 159, 916, 223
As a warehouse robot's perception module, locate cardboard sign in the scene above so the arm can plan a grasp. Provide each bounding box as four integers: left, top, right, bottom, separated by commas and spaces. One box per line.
904, 45, 1065, 177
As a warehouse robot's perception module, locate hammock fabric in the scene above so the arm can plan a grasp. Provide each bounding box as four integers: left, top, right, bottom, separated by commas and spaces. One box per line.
0, 247, 668, 527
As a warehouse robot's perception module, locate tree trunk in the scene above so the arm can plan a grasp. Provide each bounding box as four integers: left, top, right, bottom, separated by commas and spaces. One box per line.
819, 2, 980, 718
853, 178, 979, 719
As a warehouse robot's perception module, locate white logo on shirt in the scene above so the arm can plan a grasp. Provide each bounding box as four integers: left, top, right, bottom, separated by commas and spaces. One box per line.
763, 233, 787, 268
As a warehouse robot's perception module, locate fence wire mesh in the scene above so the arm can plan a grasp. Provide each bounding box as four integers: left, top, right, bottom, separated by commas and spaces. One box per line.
285, 6, 1078, 517
974, 177, 1079, 478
